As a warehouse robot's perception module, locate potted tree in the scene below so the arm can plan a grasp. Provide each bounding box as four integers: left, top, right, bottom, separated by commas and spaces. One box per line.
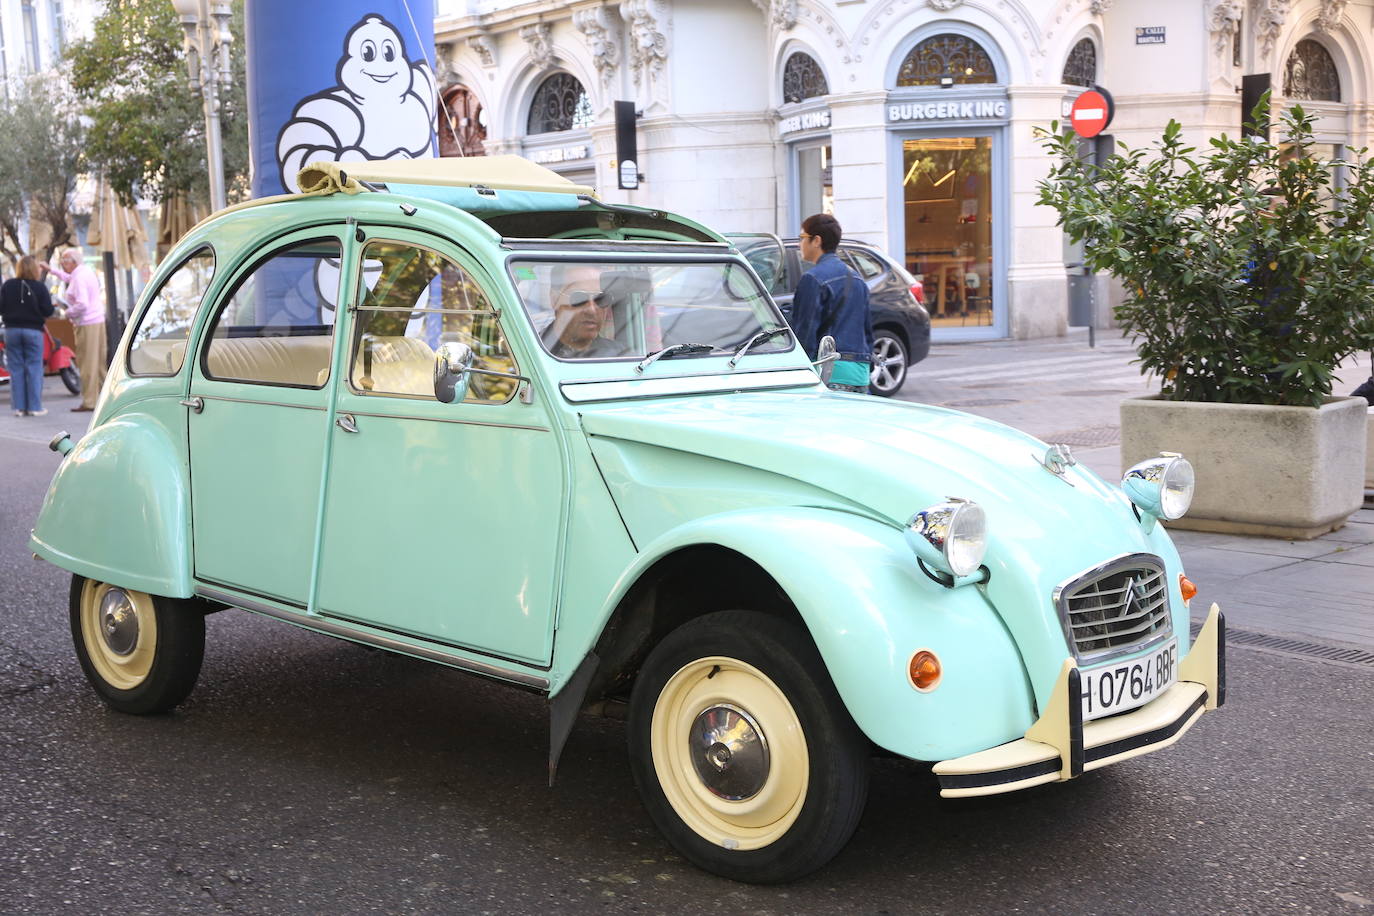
1038, 97, 1374, 538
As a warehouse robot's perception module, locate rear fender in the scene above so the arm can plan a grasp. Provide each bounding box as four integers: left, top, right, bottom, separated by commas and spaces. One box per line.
577, 506, 1035, 762
30, 410, 192, 598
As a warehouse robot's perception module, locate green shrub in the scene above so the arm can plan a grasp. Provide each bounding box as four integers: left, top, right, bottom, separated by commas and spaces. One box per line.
1038, 96, 1374, 407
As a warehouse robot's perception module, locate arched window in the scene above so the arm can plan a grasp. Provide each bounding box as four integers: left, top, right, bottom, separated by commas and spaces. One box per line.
1284, 39, 1341, 102
896, 33, 997, 87
1061, 38, 1096, 88
782, 52, 828, 103
439, 86, 487, 157
526, 72, 593, 134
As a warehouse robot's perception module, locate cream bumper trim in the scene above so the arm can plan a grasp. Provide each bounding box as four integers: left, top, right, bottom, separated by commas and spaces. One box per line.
933, 604, 1226, 799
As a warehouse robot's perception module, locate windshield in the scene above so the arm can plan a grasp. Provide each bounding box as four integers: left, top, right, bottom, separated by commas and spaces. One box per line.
510, 259, 790, 362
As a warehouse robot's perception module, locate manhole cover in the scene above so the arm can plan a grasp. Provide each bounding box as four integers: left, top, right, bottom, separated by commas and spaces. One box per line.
942, 398, 1021, 408
1061, 389, 1128, 396
1044, 425, 1120, 447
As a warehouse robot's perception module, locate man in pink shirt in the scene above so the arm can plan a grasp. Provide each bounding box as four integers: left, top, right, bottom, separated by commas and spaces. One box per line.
46, 248, 105, 411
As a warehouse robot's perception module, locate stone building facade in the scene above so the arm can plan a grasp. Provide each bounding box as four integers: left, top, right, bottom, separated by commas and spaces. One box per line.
433, 0, 1374, 341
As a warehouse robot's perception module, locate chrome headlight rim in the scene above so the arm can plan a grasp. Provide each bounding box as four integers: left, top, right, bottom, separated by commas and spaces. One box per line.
1122, 452, 1195, 521
905, 497, 988, 580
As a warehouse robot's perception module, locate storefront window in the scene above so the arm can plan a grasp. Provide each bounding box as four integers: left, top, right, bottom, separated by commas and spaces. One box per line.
783, 52, 828, 104
896, 34, 996, 87
527, 72, 593, 134
797, 143, 833, 217
1062, 39, 1096, 88
1284, 39, 1341, 102
901, 137, 993, 328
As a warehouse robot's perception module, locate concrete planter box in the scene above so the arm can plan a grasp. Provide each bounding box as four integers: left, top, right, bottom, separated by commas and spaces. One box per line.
1120, 395, 1369, 539
1367, 408, 1374, 490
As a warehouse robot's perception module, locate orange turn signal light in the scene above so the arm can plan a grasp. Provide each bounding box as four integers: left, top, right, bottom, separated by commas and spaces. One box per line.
909, 649, 942, 692
1179, 574, 1198, 604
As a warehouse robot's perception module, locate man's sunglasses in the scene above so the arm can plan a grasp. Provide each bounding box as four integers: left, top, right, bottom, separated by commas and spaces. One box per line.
564, 289, 609, 308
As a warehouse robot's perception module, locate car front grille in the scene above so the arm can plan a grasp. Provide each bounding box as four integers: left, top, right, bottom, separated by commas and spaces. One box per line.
1054, 554, 1173, 662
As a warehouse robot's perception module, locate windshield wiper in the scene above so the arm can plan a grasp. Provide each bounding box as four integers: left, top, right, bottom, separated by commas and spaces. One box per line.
728, 327, 792, 368
636, 342, 716, 373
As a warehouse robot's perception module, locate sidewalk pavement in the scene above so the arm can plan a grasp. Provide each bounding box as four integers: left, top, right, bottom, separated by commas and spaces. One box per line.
898, 329, 1374, 653
4, 334, 1372, 651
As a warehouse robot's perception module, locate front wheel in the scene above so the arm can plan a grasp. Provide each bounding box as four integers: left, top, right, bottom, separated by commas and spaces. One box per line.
627, 611, 869, 883
59, 364, 81, 395
869, 330, 909, 397
69, 576, 205, 714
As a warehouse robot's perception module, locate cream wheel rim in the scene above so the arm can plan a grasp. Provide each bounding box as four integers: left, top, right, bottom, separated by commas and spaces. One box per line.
80, 581, 157, 690
650, 656, 808, 851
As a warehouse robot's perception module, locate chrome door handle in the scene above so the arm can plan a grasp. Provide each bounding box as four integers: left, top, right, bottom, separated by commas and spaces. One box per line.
180, 397, 204, 413
336, 413, 359, 434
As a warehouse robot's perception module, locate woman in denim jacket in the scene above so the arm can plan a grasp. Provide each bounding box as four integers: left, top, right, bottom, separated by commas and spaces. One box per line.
791, 213, 873, 394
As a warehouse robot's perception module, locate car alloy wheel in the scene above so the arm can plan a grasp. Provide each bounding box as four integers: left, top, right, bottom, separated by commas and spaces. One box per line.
869, 330, 908, 397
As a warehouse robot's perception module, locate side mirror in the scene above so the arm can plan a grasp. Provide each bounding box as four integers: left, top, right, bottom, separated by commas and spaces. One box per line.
434, 341, 475, 404
814, 335, 838, 382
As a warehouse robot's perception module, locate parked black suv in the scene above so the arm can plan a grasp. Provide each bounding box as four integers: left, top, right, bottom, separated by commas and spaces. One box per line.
732, 235, 931, 396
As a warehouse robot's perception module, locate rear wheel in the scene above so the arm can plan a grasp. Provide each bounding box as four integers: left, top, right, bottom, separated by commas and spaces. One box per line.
627, 611, 869, 883
59, 365, 81, 395
69, 576, 205, 714
869, 330, 909, 397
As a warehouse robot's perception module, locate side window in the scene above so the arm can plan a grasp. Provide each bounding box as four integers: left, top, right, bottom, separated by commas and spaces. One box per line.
202, 238, 340, 388
350, 240, 517, 404
844, 248, 884, 280
127, 247, 215, 376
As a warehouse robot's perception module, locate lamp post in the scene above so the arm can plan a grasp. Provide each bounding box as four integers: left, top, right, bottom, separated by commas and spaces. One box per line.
170, 0, 233, 211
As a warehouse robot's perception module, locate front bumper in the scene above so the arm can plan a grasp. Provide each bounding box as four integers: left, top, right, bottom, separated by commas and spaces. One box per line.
933, 603, 1226, 798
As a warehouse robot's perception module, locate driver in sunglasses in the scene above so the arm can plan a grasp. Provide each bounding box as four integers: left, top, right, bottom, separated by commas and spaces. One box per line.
546, 264, 626, 359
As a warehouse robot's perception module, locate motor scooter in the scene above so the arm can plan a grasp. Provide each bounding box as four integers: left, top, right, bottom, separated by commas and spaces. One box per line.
0, 317, 81, 395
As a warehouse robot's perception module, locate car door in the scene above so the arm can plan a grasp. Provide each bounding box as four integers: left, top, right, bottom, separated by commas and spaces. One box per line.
187, 231, 345, 606
313, 231, 564, 666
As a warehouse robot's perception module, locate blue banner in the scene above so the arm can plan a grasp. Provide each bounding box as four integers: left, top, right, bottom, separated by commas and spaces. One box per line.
245, 1, 437, 198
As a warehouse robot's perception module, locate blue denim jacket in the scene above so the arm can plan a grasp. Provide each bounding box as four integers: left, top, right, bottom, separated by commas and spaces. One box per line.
791, 252, 873, 362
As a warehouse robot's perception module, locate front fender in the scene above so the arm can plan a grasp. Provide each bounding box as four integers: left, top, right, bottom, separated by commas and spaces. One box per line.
30, 411, 191, 598
584, 506, 1036, 762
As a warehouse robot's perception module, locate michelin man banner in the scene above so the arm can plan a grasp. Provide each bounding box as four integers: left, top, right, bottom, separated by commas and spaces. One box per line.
246, 1, 437, 198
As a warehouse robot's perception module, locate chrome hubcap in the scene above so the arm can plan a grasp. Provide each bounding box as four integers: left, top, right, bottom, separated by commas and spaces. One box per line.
98, 588, 139, 656
689, 704, 770, 800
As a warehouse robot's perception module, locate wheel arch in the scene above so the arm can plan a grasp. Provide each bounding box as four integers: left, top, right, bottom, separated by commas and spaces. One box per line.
553, 506, 1035, 764
31, 412, 193, 598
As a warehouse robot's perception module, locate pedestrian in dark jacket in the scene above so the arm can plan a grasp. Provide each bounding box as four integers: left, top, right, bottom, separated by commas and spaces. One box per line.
1, 256, 56, 416
791, 213, 873, 394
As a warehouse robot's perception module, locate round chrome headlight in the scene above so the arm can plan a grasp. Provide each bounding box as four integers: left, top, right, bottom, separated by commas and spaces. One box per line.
1122, 453, 1195, 521
905, 498, 988, 578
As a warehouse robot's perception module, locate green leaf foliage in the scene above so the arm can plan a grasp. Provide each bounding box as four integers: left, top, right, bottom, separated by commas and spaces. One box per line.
66, 0, 248, 207
1037, 94, 1374, 408
0, 75, 86, 265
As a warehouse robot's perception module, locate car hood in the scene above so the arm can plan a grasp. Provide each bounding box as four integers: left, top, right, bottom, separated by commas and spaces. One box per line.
581, 390, 1128, 531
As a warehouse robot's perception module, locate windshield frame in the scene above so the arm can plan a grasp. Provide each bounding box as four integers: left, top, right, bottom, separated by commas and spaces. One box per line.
503, 251, 795, 366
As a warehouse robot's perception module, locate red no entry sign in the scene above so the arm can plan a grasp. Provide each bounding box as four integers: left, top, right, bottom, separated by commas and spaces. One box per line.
1070, 88, 1114, 138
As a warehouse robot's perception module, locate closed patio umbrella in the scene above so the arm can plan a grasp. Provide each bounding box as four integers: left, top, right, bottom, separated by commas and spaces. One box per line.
156, 193, 205, 260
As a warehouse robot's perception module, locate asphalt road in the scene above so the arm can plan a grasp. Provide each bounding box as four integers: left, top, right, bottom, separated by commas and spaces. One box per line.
2, 426, 1373, 914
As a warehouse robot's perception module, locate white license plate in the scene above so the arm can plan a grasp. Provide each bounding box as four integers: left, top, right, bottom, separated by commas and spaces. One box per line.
1079, 638, 1178, 721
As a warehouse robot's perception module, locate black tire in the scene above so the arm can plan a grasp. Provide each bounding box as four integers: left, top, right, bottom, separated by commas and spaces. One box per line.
59, 365, 81, 396
627, 611, 869, 883
869, 329, 909, 397
69, 575, 205, 715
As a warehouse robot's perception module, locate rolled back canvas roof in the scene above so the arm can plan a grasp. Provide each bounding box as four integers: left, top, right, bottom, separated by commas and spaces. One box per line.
336, 155, 596, 196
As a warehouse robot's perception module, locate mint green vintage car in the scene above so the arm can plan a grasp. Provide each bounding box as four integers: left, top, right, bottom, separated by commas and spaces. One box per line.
31, 158, 1225, 883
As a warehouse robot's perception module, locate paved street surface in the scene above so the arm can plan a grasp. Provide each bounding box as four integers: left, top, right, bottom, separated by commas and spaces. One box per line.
2, 338, 1372, 914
